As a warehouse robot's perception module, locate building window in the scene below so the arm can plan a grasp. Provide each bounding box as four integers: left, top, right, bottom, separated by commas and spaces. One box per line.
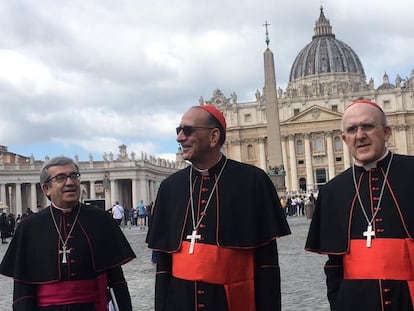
315, 168, 327, 188
335, 157, 342, 162
298, 160, 304, 165
296, 140, 304, 155
299, 178, 307, 192
244, 113, 252, 122
294, 108, 300, 116
383, 100, 391, 109
312, 135, 324, 154
331, 105, 338, 112
247, 144, 255, 160
334, 136, 342, 152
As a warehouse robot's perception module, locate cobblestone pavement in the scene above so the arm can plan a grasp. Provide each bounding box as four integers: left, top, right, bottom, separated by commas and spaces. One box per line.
0, 216, 330, 310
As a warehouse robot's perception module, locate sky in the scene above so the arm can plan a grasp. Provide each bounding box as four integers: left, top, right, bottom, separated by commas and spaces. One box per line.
0, 0, 413, 162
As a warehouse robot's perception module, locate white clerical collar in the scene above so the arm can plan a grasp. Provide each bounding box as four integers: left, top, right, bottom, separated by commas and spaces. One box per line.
354, 149, 389, 170
51, 203, 73, 213
192, 154, 223, 176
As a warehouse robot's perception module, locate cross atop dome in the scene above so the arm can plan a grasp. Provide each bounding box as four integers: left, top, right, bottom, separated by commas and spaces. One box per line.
313, 5, 335, 39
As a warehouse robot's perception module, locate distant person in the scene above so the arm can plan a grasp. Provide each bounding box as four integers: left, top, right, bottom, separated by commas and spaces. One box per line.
0, 209, 8, 244
137, 200, 146, 229
0, 156, 136, 310
306, 99, 414, 310
147, 105, 290, 310
112, 201, 124, 226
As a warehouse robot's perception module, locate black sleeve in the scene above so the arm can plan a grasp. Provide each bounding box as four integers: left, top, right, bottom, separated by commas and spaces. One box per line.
254, 239, 281, 311
154, 251, 172, 311
324, 254, 343, 310
12, 280, 39, 311
107, 266, 133, 311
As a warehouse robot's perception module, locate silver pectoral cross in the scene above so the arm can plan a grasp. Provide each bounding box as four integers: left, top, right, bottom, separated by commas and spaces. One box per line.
363, 225, 375, 248
59, 245, 71, 264
186, 230, 201, 254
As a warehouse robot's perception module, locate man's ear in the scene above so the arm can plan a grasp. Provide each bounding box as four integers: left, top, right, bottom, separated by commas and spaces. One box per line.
209, 128, 220, 147
41, 183, 50, 196
384, 125, 392, 142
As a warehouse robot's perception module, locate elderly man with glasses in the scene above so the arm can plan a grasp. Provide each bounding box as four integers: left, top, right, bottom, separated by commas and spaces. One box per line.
306, 99, 414, 311
0, 156, 136, 310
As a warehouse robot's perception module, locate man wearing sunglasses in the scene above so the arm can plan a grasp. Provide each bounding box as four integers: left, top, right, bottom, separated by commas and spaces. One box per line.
0, 156, 136, 310
147, 104, 290, 311
306, 99, 414, 310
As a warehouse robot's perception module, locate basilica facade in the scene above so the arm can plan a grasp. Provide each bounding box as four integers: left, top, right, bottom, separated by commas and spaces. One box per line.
201, 7, 414, 195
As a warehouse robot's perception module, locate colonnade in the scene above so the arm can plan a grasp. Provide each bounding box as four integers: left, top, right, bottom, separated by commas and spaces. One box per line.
282, 131, 351, 194
0, 159, 178, 216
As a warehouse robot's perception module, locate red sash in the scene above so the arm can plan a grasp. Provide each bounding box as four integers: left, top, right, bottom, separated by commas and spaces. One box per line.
37, 273, 108, 310
343, 239, 414, 306
173, 241, 255, 311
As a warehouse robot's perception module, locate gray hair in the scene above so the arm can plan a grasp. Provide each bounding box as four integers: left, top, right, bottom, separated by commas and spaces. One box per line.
40, 156, 80, 184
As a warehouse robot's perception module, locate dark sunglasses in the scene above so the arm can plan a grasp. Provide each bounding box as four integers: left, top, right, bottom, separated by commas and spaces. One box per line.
176, 125, 215, 136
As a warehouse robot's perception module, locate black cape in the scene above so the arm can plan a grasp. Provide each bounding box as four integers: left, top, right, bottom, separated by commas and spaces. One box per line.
306, 153, 414, 254
146, 156, 290, 251
0, 203, 136, 283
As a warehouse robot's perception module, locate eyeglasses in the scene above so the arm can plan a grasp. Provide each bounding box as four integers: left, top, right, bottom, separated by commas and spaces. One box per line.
176, 125, 215, 136
344, 123, 381, 135
47, 172, 81, 183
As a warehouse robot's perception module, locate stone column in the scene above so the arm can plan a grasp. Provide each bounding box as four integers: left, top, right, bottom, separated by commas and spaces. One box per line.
281, 136, 290, 192
233, 140, 242, 162
288, 135, 298, 193
110, 179, 116, 205
15, 183, 23, 216
146, 179, 151, 204
304, 134, 314, 192
258, 137, 266, 171
325, 131, 335, 180
343, 141, 351, 169
90, 180, 96, 199
132, 178, 138, 210
30, 183, 37, 212
0, 183, 6, 203
396, 124, 409, 154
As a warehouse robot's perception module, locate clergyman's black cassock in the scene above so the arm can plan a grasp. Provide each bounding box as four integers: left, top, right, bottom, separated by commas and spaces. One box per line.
0, 203, 136, 310
306, 153, 414, 311
146, 156, 291, 311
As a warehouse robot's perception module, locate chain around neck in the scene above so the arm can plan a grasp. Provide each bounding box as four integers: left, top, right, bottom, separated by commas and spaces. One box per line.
189, 158, 228, 232
352, 153, 393, 226
49, 203, 81, 248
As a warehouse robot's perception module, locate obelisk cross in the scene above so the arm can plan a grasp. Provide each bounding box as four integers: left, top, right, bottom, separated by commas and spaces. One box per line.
263, 21, 271, 47
59, 245, 71, 263
186, 230, 201, 254
363, 225, 375, 248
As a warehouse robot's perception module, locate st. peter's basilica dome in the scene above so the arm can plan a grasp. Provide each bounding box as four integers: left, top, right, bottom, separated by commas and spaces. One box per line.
289, 7, 365, 83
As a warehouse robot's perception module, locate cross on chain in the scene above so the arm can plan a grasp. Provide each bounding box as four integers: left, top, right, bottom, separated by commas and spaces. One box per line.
363, 225, 375, 248
186, 230, 201, 254
59, 245, 71, 264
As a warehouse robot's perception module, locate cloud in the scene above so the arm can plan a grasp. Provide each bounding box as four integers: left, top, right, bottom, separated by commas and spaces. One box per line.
0, 0, 412, 161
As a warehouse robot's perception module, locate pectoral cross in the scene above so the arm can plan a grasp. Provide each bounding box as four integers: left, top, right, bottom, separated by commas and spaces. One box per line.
186, 230, 201, 254
59, 245, 71, 263
363, 225, 375, 248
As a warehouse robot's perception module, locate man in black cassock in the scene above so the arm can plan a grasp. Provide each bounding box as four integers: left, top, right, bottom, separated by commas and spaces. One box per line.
146, 105, 290, 311
0, 156, 136, 310
306, 99, 414, 310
